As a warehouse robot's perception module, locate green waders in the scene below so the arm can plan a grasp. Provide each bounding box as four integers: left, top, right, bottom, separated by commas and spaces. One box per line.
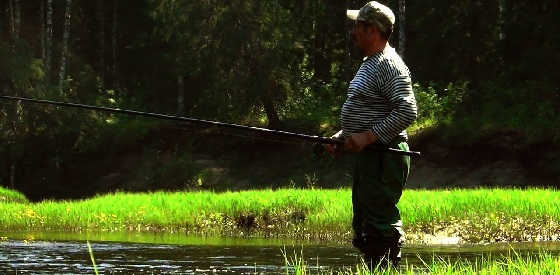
351, 137, 410, 269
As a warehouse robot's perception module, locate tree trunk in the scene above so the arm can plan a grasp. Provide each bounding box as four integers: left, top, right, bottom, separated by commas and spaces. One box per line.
262, 80, 281, 129
41, 0, 46, 61
6, 96, 17, 189
46, 0, 53, 80
177, 75, 184, 115
7, 84, 18, 189
97, 0, 106, 89
14, 0, 20, 39
498, 0, 506, 41
8, 0, 14, 36
262, 97, 281, 129
496, 0, 506, 72
58, 0, 72, 91
10, 164, 16, 189
469, 1, 481, 89
397, 0, 406, 58
111, 0, 118, 89
344, 0, 356, 80
6, 0, 22, 189
7, 0, 20, 39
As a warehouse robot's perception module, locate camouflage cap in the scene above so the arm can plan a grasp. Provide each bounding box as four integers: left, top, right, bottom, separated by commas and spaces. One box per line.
346, 1, 395, 34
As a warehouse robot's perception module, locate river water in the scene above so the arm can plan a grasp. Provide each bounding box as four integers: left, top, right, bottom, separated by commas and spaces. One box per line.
1, 232, 559, 274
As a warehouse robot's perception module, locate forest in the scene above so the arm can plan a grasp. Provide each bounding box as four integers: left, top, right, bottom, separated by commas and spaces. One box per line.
1, 0, 558, 200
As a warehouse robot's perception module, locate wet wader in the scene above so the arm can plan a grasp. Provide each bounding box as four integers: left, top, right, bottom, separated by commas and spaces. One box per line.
351, 137, 410, 269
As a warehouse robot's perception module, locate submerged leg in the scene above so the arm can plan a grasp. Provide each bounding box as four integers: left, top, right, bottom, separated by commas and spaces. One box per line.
353, 228, 403, 270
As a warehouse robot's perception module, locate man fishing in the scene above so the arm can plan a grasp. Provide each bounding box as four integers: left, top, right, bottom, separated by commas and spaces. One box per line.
325, 1, 417, 269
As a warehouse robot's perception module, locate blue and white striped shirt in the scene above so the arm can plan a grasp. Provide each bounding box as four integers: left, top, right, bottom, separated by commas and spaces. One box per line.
341, 46, 417, 144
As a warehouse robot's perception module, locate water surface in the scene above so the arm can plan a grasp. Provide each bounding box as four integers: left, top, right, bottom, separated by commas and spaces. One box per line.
1, 232, 559, 274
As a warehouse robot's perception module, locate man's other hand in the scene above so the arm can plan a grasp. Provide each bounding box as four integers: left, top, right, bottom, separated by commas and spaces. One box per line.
344, 131, 377, 152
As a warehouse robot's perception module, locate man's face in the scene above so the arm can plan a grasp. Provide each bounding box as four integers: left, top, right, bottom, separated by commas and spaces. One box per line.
351, 21, 376, 55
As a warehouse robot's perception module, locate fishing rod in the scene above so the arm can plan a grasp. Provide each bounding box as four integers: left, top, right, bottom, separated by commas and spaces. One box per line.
0, 95, 421, 157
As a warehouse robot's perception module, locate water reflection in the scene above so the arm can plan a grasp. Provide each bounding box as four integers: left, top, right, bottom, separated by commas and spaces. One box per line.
0, 240, 361, 274
1, 232, 559, 274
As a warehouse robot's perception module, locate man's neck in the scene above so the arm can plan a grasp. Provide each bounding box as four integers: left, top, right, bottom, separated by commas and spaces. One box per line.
364, 41, 387, 57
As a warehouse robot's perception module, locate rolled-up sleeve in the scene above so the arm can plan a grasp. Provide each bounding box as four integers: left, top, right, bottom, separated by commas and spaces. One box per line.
371, 75, 417, 144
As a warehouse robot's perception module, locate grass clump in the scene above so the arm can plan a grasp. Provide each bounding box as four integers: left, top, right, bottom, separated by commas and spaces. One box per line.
0, 189, 351, 239
1, 188, 560, 244
401, 188, 560, 243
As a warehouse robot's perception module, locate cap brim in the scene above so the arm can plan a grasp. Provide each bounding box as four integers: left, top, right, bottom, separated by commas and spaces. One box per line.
346, 10, 359, 21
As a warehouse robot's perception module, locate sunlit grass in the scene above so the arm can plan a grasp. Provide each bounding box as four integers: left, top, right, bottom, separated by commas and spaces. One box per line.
1, 188, 560, 243
400, 189, 560, 243
286, 249, 560, 274
0, 189, 351, 238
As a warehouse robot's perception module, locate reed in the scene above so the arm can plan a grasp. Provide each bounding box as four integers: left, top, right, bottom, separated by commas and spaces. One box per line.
87, 241, 99, 275
1, 187, 559, 243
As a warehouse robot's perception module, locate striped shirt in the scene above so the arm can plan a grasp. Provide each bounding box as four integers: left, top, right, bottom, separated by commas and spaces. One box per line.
341, 46, 417, 144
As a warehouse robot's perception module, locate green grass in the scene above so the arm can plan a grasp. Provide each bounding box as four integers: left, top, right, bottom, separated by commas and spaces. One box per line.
286, 250, 560, 274
1, 188, 560, 243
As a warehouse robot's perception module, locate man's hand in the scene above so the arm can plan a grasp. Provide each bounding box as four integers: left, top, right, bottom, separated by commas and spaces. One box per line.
323, 144, 342, 158
323, 130, 344, 158
344, 130, 377, 152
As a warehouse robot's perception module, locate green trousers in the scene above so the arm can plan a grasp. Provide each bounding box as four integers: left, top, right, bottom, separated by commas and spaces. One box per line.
351, 138, 410, 267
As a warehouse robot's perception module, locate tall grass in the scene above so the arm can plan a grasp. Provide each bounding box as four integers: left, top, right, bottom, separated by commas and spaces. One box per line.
400, 189, 560, 243
286, 250, 560, 274
0, 189, 351, 237
1, 187, 560, 243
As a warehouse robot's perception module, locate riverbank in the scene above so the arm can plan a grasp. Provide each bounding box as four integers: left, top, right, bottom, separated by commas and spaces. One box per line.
2, 187, 560, 245
10, 120, 559, 202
